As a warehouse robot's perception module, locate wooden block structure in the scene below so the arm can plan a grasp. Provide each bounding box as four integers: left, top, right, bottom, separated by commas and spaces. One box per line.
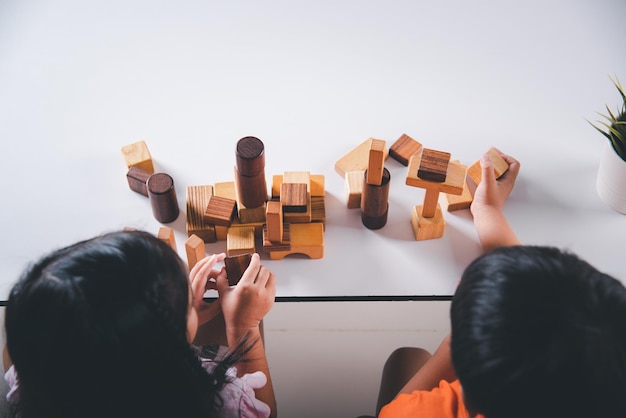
366, 139, 386, 185
157, 227, 177, 250
467, 147, 510, 185
406, 152, 466, 240
185, 234, 205, 269
204, 195, 237, 226
224, 253, 252, 286
186, 185, 217, 243
442, 160, 473, 212
345, 170, 364, 209
389, 133, 423, 166
121, 140, 154, 174
418, 149, 451, 183
335, 137, 388, 178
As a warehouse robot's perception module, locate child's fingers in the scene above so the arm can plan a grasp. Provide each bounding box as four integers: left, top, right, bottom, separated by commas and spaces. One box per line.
238, 253, 262, 285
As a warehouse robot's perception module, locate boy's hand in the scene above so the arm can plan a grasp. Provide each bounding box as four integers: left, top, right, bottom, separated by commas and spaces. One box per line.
471, 148, 520, 216
189, 253, 227, 325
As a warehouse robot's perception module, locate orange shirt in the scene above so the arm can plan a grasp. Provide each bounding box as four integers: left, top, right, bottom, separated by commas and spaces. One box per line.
378, 379, 484, 418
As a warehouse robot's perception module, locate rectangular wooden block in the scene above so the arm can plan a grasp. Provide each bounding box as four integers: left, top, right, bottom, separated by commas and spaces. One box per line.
262, 223, 291, 252
265, 200, 284, 243
226, 226, 256, 256
157, 227, 177, 250
204, 195, 237, 226
406, 155, 465, 196
121, 140, 154, 173
213, 181, 237, 200
186, 185, 217, 243
283, 193, 312, 223
126, 166, 151, 196
224, 253, 252, 286
280, 183, 308, 212
467, 147, 510, 185
185, 234, 205, 269
418, 149, 451, 182
389, 133, 423, 166
411, 204, 445, 241
366, 139, 386, 185
311, 196, 326, 227
335, 137, 388, 178
345, 171, 364, 209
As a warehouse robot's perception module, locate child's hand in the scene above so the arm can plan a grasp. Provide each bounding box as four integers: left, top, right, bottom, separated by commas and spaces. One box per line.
471, 148, 520, 216
216, 253, 276, 343
189, 253, 227, 325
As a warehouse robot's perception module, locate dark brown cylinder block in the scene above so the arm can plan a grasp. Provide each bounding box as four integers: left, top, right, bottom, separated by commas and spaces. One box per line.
147, 173, 180, 223
361, 168, 391, 230
235, 136, 268, 208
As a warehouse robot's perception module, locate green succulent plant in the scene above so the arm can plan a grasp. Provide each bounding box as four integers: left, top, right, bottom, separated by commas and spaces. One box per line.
589, 76, 626, 162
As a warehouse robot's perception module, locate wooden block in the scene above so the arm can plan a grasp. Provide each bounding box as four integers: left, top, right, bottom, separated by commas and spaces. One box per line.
345, 171, 364, 209
213, 181, 237, 200
311, 196, 326, 227
204, 195, 237, 226
283, 171, 310, 192
335, 137, 388, 178
389, 133, 423, 166
147, 173, 180, 224
226, 226, 256, 257
442, 160, 473, 211
418, 149, 451, 182
238, 202, 266, 224
283, 193, 312, 223
157, 227, 177, 250
126, 166, 150, 196
411, 204, 445, 241
121, 140, 154, 174
224, 253, 252, 286
262, 223, 291, 252
310, 174, 325, 197
185, 234, 206, 269
366, 139, 386, 185
467, 148, 510, 185
280, 183, 308, 212
186, 185, 217, 243
267, 222, 324, 260
271, 175, 283, 199
406, 154, 465, 196
265, 200, 284, 243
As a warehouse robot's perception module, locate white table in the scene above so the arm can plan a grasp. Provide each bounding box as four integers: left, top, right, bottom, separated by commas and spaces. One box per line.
1, 0, 625, 303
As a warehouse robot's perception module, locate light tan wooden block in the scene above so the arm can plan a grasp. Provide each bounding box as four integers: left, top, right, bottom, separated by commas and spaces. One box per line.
366, 139, 386, 185
186, 185, 217, 243
411, 204, 446, 241
283, 171, 311, 192
157, 227, 176, 250
310, 174, 325, 197
467, 148, 510, 185
406, 154, 465, 195
185, 234, 206, 269
226, 226, 256, 256
311, 196, 326, 227
121, 140, 154, 174
268, 222, 324, 260
389, 133, 423, 166
345, 171, 364, 209
335, 137, 388, 178
265, 200, 284, 243
213, 181, 237, 200
442, 161, 473, 211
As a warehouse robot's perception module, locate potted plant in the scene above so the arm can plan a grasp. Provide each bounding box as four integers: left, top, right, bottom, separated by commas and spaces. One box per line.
589, 76, 626, 214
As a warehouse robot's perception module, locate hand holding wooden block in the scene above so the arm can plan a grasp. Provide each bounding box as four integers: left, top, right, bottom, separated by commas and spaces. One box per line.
467, 147, 510, 185
224, 253, 252, 286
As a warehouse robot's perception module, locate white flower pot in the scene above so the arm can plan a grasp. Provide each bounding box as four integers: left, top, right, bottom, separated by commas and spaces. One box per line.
596, 142, 626, 214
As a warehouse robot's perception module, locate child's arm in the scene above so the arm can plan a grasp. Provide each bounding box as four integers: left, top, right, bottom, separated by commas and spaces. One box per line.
216, 253, 277, 418
470, 149, 521, 251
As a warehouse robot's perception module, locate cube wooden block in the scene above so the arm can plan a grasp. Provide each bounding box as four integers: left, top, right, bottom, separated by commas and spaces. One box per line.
442, 161, 473, 212
280, 183, 308, 213
345, 171, 364, 209
226, 226, 256, 257
411, 204, 446, 241
121, 140, 154, 174
335, 137, 388, 178
267, 222, 324, 260
389, 133, 423, 166
366, 139, 386, 185
157, 227, 177, 250
204, 195, 237, 227
186, 185, 217, 243
265, 200, 284, 243
418, 149, 451, 182
224, 253, 252, 286
126, 166, 151, 196
185, 234, 206, 269
467, 147, 510, 185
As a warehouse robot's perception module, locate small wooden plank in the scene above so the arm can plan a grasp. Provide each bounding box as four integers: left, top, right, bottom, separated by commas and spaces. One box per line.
467, 147, 510, 185
389, 133, 423, 166
280, 183, 308, 212
265, 200, 284, 243
224, 253, 252, 286
226, 226, 256, 257
157, 227, 177, 250
335, 137, 388, 178
345, 171, 364, 209
204, 195, 237, 227
121, 140, 154, 174
185, 234, 206, 269
418, 149, 451, 182
366, 139, 386, 185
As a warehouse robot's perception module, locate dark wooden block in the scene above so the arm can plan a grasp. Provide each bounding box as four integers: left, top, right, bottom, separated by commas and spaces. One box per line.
389, 133, 422, 166
126, 166, 151, 196
417, 149, 451, 182
203, 195, 237, 226
236, 136, 265, 177
224, 253, 252, 286
280, 183, 308, 213
147, 173, 180, 223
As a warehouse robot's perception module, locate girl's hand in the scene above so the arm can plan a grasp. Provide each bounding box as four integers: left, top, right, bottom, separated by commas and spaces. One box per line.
471, 148, 520, 216
189, 253, 227, 325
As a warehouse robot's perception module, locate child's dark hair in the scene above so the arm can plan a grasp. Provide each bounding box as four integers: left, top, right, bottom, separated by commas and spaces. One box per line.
5, 230, 253, 418
450, 245, 626, 418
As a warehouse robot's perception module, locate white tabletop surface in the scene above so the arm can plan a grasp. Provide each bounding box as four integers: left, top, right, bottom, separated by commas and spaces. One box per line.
1, 0, 625, 302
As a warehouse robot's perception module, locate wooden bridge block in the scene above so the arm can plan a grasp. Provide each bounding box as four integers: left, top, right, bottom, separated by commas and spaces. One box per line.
389, 133, 423, 166
186, 185, 217, 243
226, 226, 256, 257
204, 195, 237, 226
224, 253, 252, 286
467, 147, 510, 185
121, 140, 154, 174
418, 149, 451, 182
267, 222, 324, 260
185, 234, 206, 269
335, 137, 388, 178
